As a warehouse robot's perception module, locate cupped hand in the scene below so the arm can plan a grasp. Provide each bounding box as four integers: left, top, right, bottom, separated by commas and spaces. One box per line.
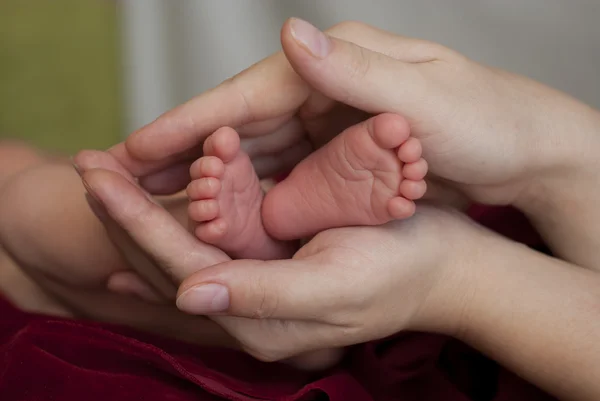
175, 208, 474, 361
109, 19, 597, 207
80, 158, 477, 362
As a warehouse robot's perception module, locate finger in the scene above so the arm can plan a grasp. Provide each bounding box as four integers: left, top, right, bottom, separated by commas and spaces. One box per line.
102, 216, 179, 300
281, 18, 432, 119
106, 270, 165, 304
82, 169, 230, 284
117, 52, 311, 176
282, 20, 445, 129
74, 149, 138, 185
137, 117, 306, 192
138, 161, 192, 195
38, 272, 237, 348
236, 112, 295, 138
74, 150, 181, 298
176, 258, 346, 320
326, 20, 453, 63
110, 19, 448, 178
241, 116, 306, 158
76, 149, 193, 197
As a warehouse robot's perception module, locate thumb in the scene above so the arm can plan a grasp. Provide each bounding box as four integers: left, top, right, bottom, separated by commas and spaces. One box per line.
176, 258, 344, 321
281, 18, 431, 118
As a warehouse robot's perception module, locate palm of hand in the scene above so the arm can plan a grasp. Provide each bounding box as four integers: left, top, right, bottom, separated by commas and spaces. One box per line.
225, 208, 459, 362
292, 63, 537, 206
292, 218, 444, 334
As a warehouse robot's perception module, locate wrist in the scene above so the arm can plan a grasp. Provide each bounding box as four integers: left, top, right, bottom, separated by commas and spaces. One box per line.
408, 211, 494, 337
449, 232, 600, 400
513, 105, 600, 268
515, 103, 600, 218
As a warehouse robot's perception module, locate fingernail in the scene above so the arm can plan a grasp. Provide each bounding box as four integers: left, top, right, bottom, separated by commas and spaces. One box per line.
176, 284, 230, 315
290, 18, 331, 59
84, 192, 109, 222
82, 179, 109, 222
71, 157, 83, 177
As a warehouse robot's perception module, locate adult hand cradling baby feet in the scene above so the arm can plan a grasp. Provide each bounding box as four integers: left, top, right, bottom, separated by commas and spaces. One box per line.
71, 18, 600, 400
109, 18, 600, 268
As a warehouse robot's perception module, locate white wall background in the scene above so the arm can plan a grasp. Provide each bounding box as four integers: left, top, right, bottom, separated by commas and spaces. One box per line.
120, 0, 600, 133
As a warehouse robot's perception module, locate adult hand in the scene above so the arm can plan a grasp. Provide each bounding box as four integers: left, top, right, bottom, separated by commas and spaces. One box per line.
75, 150, 348, 369
79, 160, 471, 361
82, 158, 600, 401
109, 18, 599, 209
0, 151, 235, 349
106, 17, 600, 272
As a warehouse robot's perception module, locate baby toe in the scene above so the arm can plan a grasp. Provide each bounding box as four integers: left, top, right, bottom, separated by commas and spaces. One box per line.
397, 137, 422, 163
188, 199, 220, 222
402, 158, 428, 181
187, 177, 222, 200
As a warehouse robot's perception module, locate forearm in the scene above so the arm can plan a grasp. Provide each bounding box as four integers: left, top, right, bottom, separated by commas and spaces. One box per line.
515, 104, 600, 271
458, 235, 600, 401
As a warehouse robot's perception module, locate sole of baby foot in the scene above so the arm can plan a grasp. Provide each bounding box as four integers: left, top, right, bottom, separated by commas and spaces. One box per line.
262, 113, 428, 240
187, 127, 295, 260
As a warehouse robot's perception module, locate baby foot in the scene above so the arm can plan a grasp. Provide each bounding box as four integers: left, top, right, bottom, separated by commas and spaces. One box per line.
262, 113, 428, 240
187, 127, 294, 260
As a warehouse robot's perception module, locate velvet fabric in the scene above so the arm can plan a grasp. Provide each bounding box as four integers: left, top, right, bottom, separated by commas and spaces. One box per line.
0, 206, 555, 400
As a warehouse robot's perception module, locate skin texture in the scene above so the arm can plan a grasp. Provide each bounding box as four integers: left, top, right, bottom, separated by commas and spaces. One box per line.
188, 114, 426, 258
109, 19, 600, 273
0, 143, 237, 348
0, 141, 69, 317
186, 113, 426, 368
78, 158, 600, 401
3, 16, 600, 400
81, 18, 600, 398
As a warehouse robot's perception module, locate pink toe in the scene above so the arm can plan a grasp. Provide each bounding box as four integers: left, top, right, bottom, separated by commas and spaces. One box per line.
370, 113, 411, 149
399, 180, 427, 200
402, 158, 428, 181
190, 156, 225, 179
195, 218, 228, 244
204, 127, 241, 163
187, 177, 221, 200
387, 197, 416, 219
188, 199, 219, 222
397, 137, 422, 163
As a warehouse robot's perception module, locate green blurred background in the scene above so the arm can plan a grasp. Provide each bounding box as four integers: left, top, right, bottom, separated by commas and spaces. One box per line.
0, 0, 121, 154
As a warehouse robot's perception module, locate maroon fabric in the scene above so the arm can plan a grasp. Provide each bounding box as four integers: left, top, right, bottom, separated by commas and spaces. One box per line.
0, 206, 555, 401
467, 205, 542, 247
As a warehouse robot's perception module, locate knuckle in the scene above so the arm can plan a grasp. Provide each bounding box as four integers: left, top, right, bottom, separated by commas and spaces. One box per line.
385, 38, 461, 64
415, 40, 452, 58
334, 280, 373, 323
328, 20, 367, 35
345, 45, 373, 82
224, 75, 253, 122
251, 277, 279, 319
124, 194, 155, 223
344, 293, 370, 318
